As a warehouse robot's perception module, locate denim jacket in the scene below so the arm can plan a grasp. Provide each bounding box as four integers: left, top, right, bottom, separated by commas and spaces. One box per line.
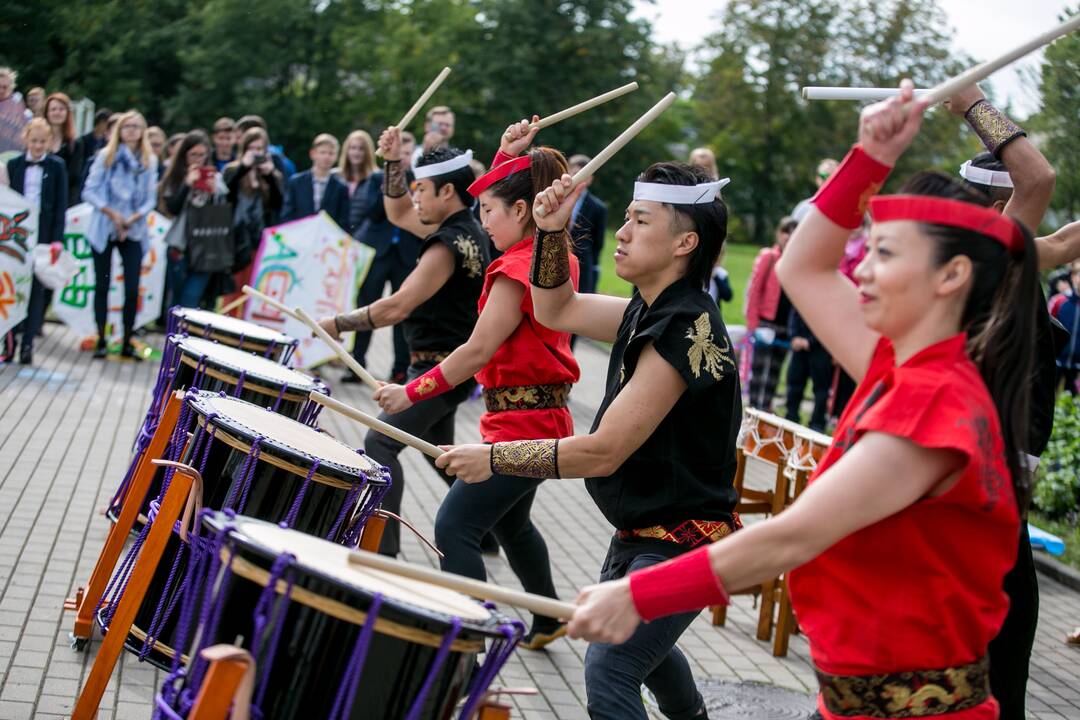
82, 145, 159, 255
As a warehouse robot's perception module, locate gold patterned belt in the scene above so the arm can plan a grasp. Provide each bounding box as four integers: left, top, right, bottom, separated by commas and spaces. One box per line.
410, 351, 451, 366
483, 383, 571, 413
615, 517, 740, 549
817, 656, 990, 718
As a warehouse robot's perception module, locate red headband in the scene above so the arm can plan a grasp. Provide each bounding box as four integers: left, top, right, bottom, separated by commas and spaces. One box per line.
467, 155, 531, 197
869, 195, 1025, 254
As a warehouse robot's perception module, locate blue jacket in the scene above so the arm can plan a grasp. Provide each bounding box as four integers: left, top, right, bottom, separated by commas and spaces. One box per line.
7, 154, 68, 245
1057, 294, 1080, 370
81, 146, 158, 254
282, 170, 350, 231
347, 171, 421, 263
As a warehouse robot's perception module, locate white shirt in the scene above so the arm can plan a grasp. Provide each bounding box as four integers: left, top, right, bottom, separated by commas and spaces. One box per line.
23, 152, 44, 208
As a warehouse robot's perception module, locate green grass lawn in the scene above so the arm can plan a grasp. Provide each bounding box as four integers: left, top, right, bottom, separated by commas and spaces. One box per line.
596, 232, 759, 328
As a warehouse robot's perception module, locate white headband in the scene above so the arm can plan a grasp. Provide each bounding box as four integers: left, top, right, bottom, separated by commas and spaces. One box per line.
959, 160, 1013, 189
633, 178, 731, 204
412, 149, 474, 180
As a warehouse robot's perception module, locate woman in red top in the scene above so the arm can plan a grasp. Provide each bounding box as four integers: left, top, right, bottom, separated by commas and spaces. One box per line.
566, 81, 1039, 720
374, 120, 580, 648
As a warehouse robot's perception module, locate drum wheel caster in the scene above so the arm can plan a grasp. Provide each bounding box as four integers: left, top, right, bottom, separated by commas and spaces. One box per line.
69, 633, 89, 652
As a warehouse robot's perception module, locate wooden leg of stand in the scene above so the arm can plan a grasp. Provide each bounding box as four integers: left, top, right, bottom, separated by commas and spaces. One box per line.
711, 604, 727, 626
71, 472, 193, 720
188, 647, 254, 720
478, 704, 512, 720
67, 392, 184, 642
359, 514, 387, 553
756, 579, 776, 641
772, 575, 794, 658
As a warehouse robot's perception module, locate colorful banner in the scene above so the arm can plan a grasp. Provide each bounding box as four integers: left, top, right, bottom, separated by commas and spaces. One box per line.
0, 186, 38, 337
51, 203, 170, 338
244, 212, 374, 369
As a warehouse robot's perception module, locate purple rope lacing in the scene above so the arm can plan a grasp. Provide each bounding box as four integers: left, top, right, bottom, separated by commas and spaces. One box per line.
139, 534, 189, 660
270, 382, 287, 413
340, 469, 393, 547
403, 617, 462, 720
233, 368, 247, 398
182, 532, 238, 709
250, 554, 296, 716
326, 482, 363, 543
328, 593, 383, 720
225, 435, 264, 514
456, 616, 526, 720
282, 459, 320, 529
283, 339, 298, 364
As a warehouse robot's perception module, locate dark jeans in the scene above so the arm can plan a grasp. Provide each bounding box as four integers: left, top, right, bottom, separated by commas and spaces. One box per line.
988, 524, 1038, 720
20, 277, 49, 349
749, 324, 787, 411
364, 362, 474, 555
92, 239, 142, 337
435, 473, 559, 620
785, 345, 832, 432
352, 254, 411, 377
585, 537, 705, 720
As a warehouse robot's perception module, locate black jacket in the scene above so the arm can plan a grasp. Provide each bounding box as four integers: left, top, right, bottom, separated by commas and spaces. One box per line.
7, 154, 68, 245
282, 170, 350, 230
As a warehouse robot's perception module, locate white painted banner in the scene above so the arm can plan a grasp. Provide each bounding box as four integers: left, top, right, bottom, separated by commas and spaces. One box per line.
51, 203, 170, 338
244, 211, 374, 368
0, 186, 38, 337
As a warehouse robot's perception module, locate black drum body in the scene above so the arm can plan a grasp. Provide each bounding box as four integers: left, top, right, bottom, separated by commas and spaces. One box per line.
168, 306, 297, 363
155, 514, 522, 720
99, 392, 390, 671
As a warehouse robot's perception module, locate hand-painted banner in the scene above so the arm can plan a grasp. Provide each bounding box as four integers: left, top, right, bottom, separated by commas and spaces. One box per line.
0, 186, 38, 337
244, 212, 374, 368
51, 203, 170, 338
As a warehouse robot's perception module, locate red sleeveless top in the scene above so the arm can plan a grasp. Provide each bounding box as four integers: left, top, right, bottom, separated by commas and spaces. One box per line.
788, 334, 1019, 720
475, 237, 580, 443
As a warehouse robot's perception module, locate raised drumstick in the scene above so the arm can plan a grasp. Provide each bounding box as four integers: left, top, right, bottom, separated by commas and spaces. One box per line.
242, 285, 297, 320
293, 307, 381, 391
218, 294, 249, 315
347, 548, 576, 620
802, 87, 931, 101
534, 92, 677, 218
310, 391, 443, 459
922, 14, 1080, 105
375, 66, 452, 158
532, 82, 639, 130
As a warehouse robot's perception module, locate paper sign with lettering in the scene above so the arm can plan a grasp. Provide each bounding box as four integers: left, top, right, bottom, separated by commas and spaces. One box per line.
0, 186, 38, 337
52, 203, 170, 338
244, 212, 374, 368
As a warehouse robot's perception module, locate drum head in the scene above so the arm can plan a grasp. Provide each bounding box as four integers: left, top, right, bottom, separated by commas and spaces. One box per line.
186, 392, 385, 481
222, 514, 493, 624
173, 336, 321, 394
173, 307, 293, 345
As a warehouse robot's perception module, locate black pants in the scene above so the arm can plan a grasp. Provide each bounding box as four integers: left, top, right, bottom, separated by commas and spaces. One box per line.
363, 361, 473, 555
434, 473, 559, 622
832, 368, 857, 419
20, 277, 49, 350
92, 239, 142, 337
785, 345, 832, 432
585, 537, 705, 720
988, 525, 1039, 720
352, 253, 411, 377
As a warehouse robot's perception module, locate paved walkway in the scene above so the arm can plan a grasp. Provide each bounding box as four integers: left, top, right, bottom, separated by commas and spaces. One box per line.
0, 323, 1077, 719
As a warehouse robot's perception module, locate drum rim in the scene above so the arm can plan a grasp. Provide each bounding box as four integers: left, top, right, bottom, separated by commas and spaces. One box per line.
186, 390, 387, 483
206, 513, 510, 643
172, 306, 294, 344
171, 334, 324, 396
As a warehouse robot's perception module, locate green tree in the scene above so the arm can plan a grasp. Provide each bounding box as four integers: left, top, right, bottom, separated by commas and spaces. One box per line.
1036, 5, 1080, 220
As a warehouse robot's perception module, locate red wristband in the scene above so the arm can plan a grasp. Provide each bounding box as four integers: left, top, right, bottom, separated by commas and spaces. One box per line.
812, 144, 892, 230
628, 546, 729, 622
405, 365, 452, 404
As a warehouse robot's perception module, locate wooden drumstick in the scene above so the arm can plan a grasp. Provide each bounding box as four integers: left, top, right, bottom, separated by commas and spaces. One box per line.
802, 87, 931, 101
534, 92, 677, 218
218, 294, 249, 316
242, 285, 298, 320
531, 82, 639, 130
310, 391, 444, 459
292, 307, 381, 390
375, 66, 452, 158
347, 548, 577, 620
922, 14, 1080, 106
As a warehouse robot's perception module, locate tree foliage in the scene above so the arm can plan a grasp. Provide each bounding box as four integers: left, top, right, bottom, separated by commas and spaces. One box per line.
1035, 4, 1080, 220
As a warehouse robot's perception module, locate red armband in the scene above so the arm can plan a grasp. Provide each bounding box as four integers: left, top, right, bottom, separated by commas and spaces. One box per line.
628, 546, 729, 622
812, 144, 892, 230
405, 365, 452, 404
